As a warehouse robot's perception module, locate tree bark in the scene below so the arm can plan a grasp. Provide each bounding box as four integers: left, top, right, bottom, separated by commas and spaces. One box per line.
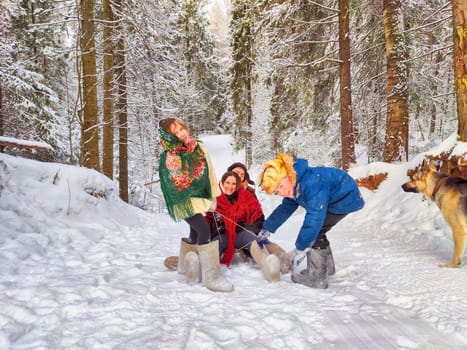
0, 81, 4, 152
79, 0, 100, 171
0, 82, 3, 133
383, 0, 409, 162
102, 0, 114, 179
452, 0, 467, 141
338, 0, 355, 170
114, 0, 128, 203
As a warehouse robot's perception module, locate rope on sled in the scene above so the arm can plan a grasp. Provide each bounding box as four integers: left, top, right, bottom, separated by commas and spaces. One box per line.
212, 210, 266, 252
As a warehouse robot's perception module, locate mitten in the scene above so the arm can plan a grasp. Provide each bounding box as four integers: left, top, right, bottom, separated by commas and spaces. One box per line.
256, 228, 271, 247
290, 248, 309, 274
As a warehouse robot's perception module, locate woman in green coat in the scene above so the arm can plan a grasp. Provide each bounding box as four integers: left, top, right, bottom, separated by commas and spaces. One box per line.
158, 117, 233, 292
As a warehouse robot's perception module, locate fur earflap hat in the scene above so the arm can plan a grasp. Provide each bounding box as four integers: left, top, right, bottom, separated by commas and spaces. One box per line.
259, 152, 296, 194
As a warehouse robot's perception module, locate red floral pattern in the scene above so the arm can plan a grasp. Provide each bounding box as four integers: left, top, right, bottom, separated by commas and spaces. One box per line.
165, 151, 207, 191
165, 152, 182, 171
172, 171, 193, 190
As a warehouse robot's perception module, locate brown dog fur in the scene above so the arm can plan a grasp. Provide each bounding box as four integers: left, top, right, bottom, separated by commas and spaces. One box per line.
402, 160, 467, 267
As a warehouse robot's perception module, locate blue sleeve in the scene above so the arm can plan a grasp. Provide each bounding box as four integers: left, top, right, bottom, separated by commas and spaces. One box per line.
295, 193, 328, 250
263, 198, 298, 233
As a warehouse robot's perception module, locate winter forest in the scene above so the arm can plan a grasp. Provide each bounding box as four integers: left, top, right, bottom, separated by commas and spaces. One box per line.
1, 0, 467, 208
3, 1, 467, 348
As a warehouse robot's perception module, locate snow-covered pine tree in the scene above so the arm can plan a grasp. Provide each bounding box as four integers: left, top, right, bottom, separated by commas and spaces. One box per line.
230, 0, 256, 167
175, 0, 227, 134
1, 0, 75, 161
253, 0, 341, 166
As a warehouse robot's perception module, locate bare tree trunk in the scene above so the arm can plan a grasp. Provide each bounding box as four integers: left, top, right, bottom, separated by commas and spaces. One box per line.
244, 84, 252, 169
79, 0, 100, 171
102, 0, 114, 179
116, 43, 128, 203
383, 0, 409, 162
452, 0, 467, 141
368, 110, 380, 163
430, 104, 436, 136
338, 0, 355, 170
428, 32, 440, 138
114, 0, 128, 203
0, 80, 4, 152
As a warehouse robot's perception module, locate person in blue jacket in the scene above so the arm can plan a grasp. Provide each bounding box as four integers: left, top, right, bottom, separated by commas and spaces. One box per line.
257, 152, 364, 289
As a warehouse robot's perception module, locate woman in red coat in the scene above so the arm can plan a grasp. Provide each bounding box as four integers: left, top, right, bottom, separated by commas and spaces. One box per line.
206, 171, 280, 282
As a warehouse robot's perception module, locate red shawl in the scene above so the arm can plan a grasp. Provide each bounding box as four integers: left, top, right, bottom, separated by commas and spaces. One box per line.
212, 188, 264, 266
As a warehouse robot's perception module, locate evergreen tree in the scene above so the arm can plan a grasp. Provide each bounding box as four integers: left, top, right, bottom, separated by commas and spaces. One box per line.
351, 0, 387, 163
176, 0, 226, 133
1, 0, 74, 160
253, 0, 341, 165
230, 0, 256, 166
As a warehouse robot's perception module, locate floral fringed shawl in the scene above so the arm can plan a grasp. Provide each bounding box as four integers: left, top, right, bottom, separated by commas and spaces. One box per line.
158, 126, 211, 221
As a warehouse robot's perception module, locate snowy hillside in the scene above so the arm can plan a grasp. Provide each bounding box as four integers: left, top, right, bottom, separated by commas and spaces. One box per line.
1, 136, 467, 349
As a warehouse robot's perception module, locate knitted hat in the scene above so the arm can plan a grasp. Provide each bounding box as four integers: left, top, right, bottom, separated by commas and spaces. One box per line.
227, 162, 255, 185
259, 153, 296, 194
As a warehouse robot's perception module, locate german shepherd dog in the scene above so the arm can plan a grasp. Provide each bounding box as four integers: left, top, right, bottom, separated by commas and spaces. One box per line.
402, 160, 467, 267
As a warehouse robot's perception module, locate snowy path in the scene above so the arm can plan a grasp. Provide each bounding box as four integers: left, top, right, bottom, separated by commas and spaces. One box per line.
2, 142, 467, 349
2, 210, 467, 349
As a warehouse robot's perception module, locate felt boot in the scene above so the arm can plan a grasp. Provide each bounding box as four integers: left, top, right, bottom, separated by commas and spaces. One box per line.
291, 248, 328, 289
177, 238, 197, 274
265, 242, 292, 274
184, 251, 201, 284
326, 246, 335, 276
198, 241, 234, 292
308, 248, 328, 288
164, 256, 178, 271
250, 240, 281, 282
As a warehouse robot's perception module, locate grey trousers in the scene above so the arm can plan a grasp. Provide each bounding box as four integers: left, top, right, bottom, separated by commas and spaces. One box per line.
213, 230, 256, 255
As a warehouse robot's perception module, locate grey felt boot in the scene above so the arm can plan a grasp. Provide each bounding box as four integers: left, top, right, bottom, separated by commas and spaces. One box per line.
291, 248, 328, 289
326, 246, 335, 276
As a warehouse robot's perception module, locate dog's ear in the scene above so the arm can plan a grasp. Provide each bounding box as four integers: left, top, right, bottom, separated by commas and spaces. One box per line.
417, 160, 424, 176
406, 167, 416, 178
425, 160, 438, 173
420, 159, 440, 174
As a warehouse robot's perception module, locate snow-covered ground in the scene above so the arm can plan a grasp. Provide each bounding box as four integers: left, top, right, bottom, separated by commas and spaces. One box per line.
1, 136, 467, 350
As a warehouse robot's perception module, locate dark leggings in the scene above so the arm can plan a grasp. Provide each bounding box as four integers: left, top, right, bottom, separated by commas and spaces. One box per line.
312, 212, 347, 249
213, 230, 256, 255
185, 214, 211, 245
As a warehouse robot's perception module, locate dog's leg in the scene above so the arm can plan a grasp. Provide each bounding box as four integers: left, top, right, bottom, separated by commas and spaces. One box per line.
440, 228, 466, 268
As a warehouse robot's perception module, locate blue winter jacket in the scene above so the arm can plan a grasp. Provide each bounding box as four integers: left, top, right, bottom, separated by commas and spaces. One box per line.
263, 158, 364, 250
